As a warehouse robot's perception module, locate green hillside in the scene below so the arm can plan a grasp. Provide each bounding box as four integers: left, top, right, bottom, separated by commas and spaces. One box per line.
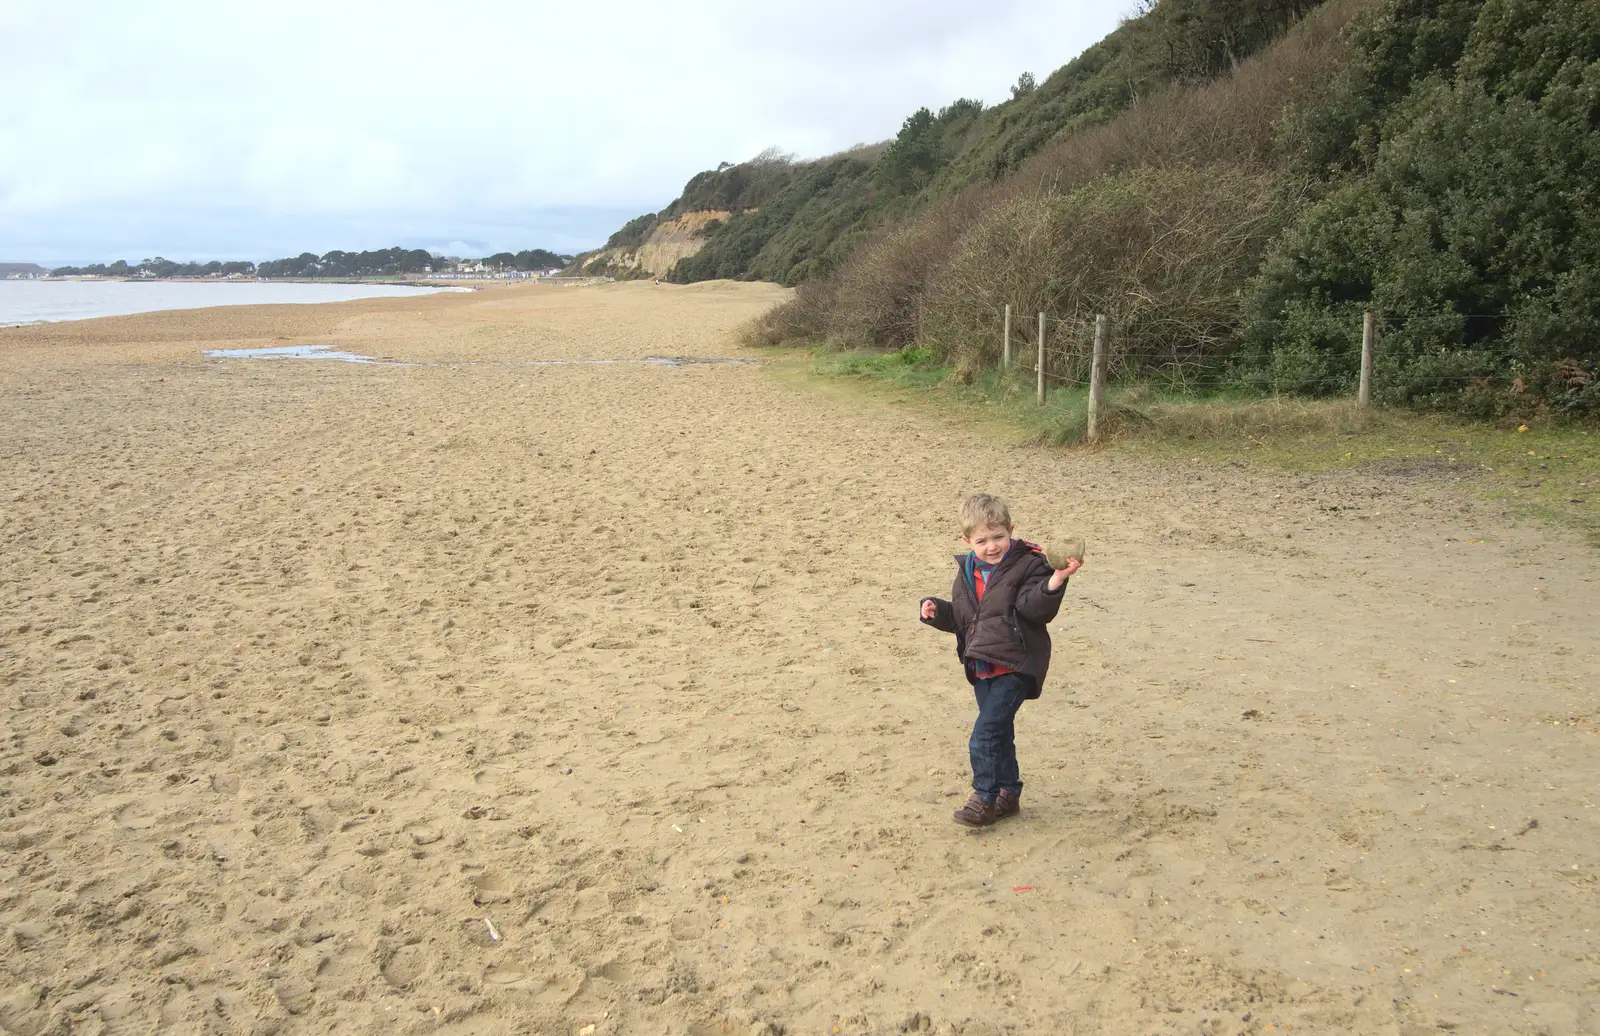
926, 0, 1321, 191
755, 0, 1600, 420
602, 0, 1599, 420
591, 0, 1323, 288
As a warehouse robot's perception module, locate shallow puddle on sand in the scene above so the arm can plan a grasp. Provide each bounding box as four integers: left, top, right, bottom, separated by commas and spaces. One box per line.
204, 344, 399, 364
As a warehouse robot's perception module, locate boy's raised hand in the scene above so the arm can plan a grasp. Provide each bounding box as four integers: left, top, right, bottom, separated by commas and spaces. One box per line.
920, 599, 938, 620
1047, 556, 1083, 591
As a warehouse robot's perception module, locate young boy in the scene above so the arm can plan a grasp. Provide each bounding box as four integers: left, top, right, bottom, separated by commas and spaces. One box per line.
919, 493, 1081, 827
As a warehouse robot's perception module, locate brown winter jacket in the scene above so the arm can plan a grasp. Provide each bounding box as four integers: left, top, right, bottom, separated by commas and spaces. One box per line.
920, 541, 1066, 698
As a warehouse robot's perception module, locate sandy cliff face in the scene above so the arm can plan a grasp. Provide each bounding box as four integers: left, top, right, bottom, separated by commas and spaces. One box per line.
578, 210, 731, 278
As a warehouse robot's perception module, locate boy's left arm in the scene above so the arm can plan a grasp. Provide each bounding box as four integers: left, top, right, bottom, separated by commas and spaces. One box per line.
1015, 557, 1082, 623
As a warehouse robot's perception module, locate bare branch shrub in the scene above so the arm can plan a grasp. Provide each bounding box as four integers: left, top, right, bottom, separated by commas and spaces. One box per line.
810, 185, 994, 349
922, 165, 1301, 378
739, 278, 834, 347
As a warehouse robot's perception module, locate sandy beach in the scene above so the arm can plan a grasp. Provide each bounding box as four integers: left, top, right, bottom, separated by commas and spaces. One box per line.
1, 281, 1596, 1036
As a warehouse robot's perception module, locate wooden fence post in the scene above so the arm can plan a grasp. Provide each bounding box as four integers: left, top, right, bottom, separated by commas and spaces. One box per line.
1088, 314, 1108, 442
1002, 304, 1012, 369
1036, 312, 1047, 406
1358, 311, 1375, 407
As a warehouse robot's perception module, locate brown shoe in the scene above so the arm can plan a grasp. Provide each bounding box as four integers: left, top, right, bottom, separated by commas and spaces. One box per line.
952, 792, 996, 827
995, 790, 1020, 820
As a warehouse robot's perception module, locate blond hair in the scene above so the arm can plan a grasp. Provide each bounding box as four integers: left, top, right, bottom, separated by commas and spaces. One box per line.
960, 493, 1012, 536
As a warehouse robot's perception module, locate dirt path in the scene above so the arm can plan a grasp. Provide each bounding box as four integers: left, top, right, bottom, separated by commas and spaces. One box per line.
2, 282, 1596, 1036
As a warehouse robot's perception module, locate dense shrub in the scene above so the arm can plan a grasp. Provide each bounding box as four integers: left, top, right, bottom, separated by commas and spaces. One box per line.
1284, 0, 1484, 176
1244, 0, 1600, 410
604, 213, 658, 251
875, 100, 986, 198
668, 153, 880, 285
664, 149, 799, 217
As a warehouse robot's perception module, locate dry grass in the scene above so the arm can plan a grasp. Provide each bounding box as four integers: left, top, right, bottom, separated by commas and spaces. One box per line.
1100, 390, 1378, 443
783, 346, 1375, 447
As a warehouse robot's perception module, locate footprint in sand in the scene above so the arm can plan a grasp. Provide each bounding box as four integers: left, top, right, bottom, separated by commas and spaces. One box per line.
380, 945, 426, 988
273, 976, 316, 1016
537, 970, 585, 1004
472, 871, 513, 905
473, 763, 510, 792
484, 963, 530, 987
572, 887, 613, 919
405, 822, 442, 845
0, 988, 49, 1036
669, 908, 712, 941
0, 827, 47, 852
93, 989, 148, 1036
10, 922, 53, 949
254, 815, 308, 846
594, 959, 634, 985
114, 803, 156, 831
157, 989, 204, 1029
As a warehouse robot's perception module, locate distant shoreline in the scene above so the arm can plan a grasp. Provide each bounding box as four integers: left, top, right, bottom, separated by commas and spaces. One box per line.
0, 279, 478, 328
30, 275, 604, 288
32, 275, 484, 289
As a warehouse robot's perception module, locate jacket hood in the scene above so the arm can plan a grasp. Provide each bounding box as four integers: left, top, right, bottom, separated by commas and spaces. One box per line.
955, 540, 1047, 589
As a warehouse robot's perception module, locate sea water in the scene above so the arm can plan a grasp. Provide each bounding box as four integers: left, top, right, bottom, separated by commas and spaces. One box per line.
0, 280, 467, 326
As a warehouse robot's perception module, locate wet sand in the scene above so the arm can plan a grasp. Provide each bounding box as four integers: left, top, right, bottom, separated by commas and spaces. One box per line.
1, 281, 1596, 1035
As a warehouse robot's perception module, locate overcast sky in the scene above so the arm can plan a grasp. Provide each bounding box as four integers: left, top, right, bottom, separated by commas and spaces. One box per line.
1, 1, 1127, 265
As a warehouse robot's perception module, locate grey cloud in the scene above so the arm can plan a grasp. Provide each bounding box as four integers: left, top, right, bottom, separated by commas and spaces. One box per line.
1, 0, 1124, 261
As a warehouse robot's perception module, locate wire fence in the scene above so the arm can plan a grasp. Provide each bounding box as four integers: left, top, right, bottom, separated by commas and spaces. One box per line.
975, 304, 1527, 440
983, 305, 1516, 401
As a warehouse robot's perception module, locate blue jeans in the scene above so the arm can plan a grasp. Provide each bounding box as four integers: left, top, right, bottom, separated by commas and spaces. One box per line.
969, 673, 1029, 803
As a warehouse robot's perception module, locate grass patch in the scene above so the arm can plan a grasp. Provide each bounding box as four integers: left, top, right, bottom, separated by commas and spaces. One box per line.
787, 345, 1600, 545
1158, 410, 1600, 545
808, 346, 1099, 443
